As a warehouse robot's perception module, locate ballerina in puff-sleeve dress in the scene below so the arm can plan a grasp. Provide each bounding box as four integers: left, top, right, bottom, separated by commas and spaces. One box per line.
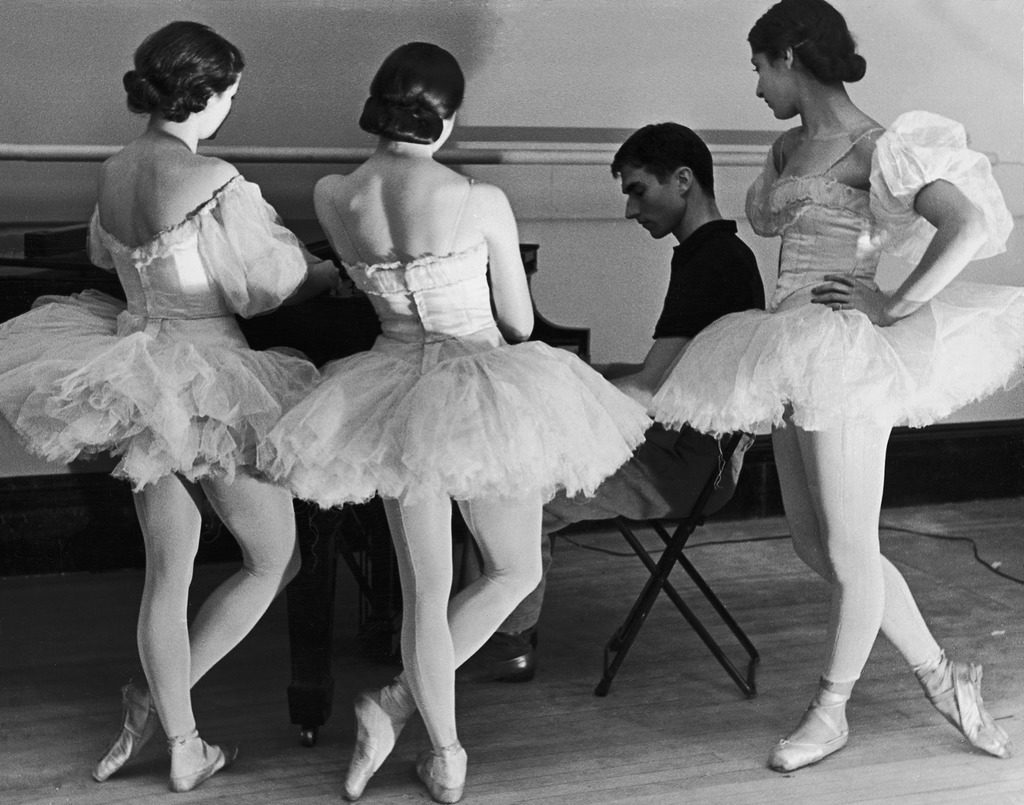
651, 109, 1021, 766
0, 170, 337, 786
652, 111, 1022, 435
0, 175, 326, 488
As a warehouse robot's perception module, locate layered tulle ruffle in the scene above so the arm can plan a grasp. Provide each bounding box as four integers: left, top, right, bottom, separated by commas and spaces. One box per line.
260, 338, 651, 507
0, 291, 318, 489
650, 281, 1024, 433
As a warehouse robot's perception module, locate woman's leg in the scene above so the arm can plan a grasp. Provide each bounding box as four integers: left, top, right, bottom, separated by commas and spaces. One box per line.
133, 474, 205, 740
772, 417, 1011, 761
346, 493, 457, 801
134, 471, 299, 733
397, 494, 541, 803
188, 471, 300, 683
381, 493, 461, 750
790, 420, 889, 683
449, 495, 543, 668
767, 417, 890, 771
99, 472, 294, 785
345, 493, 541, 800
387, 493, 547, 714
147, 471, 296, 788
772, 418, 940, 673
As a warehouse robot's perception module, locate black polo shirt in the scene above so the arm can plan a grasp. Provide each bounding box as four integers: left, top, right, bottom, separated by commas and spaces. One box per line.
652, 219, 765, 339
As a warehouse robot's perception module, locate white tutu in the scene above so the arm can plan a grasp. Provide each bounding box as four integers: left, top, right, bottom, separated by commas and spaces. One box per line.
651, 282, 1024, 433
652, 111, 1024, 434
260, 335, 651, 507
0, 290, 317, 488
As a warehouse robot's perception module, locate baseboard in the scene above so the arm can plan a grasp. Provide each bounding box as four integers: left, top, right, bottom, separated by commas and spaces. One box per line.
717, 418, 1024, 520
0, 472, 238, 576
1, 419, 1021, 576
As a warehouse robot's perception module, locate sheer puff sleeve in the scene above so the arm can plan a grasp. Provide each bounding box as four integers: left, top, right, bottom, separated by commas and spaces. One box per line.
87, 209, 116, 271
196, 177, 331, 318
870, 110, 1013, 264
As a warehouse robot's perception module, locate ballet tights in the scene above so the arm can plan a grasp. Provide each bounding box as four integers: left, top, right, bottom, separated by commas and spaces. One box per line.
133, 472, 300, 739
771, 414, 943, 686
383, 494, 543, 751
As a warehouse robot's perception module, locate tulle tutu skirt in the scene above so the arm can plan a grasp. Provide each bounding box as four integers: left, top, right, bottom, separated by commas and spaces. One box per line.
260, 336, 651, 507
651, 281, 1024, 434
0, 290, 319, 489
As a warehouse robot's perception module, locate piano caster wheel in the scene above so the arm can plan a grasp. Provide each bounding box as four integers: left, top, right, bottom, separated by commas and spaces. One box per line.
300, 727, 318, 747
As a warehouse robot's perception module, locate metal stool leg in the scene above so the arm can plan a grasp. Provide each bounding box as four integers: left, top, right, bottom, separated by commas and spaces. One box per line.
595, 521, 759, 697
650, 522, 759, 697
594, 524, 675, 696
595, 433, 759, 698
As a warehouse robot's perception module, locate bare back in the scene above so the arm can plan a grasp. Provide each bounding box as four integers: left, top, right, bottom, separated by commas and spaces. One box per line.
314, 152, 534, 341
314, 156, 488, 264
96, 135, 238, 248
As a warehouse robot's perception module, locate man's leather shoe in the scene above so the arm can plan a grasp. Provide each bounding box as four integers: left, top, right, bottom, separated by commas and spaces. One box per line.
459, 627, 537, 683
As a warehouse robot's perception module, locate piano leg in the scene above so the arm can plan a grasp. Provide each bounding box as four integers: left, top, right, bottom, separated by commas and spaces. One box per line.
286, 500, 338, 747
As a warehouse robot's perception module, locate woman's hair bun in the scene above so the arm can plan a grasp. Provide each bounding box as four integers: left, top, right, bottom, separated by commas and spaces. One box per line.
124, 21, 244, 123
841, 52, 867, 83
794, 38, 866, 83
122, 70, 161, 113
359, 95, 444, 145
749, 0, 866, 84
358, 42, 465, 145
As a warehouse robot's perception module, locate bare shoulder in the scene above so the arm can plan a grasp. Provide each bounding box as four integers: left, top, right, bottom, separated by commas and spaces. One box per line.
857, 118, 886, 149
96, 146, 136, 190
315, 172, 348, 196
183, 155, 240, 200
463, 180, 519, 251
850, 118, 887, 169
466, 180, 512, 215
125, 149, 241, 212
314, 173, 351, 204
314, 173, 353, 218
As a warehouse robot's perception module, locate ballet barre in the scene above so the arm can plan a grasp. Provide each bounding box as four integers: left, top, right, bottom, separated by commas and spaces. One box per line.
0, 141, 768, 167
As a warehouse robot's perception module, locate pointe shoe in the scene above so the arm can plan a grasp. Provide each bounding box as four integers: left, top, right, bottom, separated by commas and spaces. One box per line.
917, 653, 1013, 759
343, 681, 416, 801
416, 742, 467, 804
92, 682, 160, 782
769, 681, 850, 773
167, 729, 237, 793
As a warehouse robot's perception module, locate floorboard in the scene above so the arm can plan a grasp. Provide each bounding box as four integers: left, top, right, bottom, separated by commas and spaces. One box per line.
1, 497, 1021, 804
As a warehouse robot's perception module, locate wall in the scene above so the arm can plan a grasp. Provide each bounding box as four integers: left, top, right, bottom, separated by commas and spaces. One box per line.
2, 0, 1022, 430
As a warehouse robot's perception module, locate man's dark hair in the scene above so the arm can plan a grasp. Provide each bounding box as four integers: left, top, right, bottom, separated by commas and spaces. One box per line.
611, 123, 715, 197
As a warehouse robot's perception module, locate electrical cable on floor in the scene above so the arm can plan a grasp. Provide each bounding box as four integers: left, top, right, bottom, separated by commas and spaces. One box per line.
877, 522, 1024, 586
559, 521, 1024, 586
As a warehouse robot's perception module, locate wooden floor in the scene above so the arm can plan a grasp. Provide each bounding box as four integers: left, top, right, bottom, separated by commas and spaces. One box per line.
1, 497, 1022, 805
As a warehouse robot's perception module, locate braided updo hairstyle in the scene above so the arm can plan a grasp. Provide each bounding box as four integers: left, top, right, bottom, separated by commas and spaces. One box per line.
359, 42, 465, 145
748, 0, 866, 84
123, 21, 244, 123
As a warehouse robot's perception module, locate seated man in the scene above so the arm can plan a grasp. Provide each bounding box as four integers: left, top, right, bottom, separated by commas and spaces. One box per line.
460, 122, 766, 681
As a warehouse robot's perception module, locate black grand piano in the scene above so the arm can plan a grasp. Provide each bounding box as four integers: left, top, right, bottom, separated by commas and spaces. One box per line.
0, 226, 590, 746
